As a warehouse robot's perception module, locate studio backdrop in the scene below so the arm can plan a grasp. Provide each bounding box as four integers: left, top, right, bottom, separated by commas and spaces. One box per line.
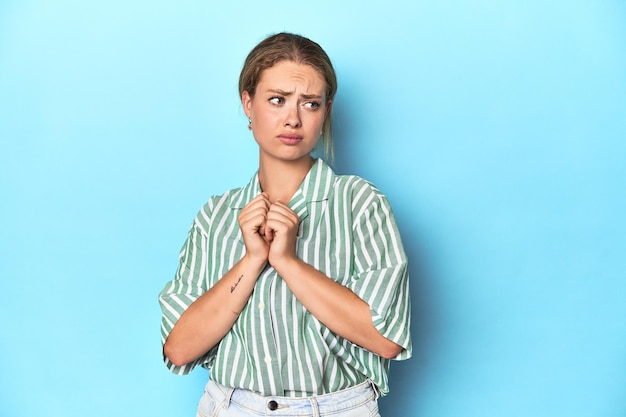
1, 1, 625, 416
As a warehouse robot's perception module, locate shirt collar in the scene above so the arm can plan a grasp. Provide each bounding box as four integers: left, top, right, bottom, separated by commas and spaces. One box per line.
229, 158, 335, 222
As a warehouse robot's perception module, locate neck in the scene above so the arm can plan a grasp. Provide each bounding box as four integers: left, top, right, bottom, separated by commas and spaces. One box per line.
258, 155, 315, 203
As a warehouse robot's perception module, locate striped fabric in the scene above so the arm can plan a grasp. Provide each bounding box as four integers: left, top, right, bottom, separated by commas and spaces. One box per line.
159, 158, 411, 397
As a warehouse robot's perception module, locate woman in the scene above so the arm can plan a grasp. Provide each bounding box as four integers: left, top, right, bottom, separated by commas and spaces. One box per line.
159, 32, 411, 416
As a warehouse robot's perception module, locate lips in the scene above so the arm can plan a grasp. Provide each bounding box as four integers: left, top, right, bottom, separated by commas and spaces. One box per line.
277, 133, 303, 145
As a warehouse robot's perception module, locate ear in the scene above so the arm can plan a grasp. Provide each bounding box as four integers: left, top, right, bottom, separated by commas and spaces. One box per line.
325, 100, 333, 116
241, 90, 253, 119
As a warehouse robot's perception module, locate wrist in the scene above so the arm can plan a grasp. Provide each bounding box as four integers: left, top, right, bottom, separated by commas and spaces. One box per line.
242, 252, 268, 271
270, 255, 301, 277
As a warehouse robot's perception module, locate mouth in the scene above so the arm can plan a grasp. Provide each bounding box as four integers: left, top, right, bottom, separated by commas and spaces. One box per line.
277, 133, 303, 145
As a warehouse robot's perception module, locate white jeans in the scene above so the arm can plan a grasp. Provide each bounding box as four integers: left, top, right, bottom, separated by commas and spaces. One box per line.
196, 379, 381, 417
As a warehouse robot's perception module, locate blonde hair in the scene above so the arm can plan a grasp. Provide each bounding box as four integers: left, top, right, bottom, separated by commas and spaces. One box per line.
239, 33, 338, 161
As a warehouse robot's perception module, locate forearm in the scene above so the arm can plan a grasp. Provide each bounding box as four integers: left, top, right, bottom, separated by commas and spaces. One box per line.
273, 258, 403, 359
163, 254, 266, 366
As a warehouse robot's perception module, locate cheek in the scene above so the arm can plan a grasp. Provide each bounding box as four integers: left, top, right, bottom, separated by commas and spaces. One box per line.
312, 114, 326, 132
255, 108, 279, 125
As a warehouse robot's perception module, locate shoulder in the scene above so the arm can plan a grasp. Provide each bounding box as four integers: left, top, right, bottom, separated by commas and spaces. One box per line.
333, 173, 390, 213
334, 172, 375, 192
191, 186, 243, 234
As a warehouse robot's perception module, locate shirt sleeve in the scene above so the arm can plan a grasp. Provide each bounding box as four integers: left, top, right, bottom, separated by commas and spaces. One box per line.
347, 181, 412, 360
158, 215, 216, 375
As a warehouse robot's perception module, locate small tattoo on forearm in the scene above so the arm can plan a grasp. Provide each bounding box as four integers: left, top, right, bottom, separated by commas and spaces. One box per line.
230, 274, 243, 293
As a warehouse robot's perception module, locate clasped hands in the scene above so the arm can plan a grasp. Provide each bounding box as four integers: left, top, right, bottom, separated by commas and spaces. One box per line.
238, 193, 300, 267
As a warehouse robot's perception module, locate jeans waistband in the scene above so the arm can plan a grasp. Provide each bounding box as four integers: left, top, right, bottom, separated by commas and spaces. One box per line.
207, 379, 379, 416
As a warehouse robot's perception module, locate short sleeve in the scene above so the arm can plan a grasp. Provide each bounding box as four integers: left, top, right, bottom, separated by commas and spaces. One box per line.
158, 219, 215, 374
347, 182, 412, 360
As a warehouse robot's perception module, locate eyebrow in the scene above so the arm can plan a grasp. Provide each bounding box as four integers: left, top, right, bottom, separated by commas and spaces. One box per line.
267, 89, 323, 100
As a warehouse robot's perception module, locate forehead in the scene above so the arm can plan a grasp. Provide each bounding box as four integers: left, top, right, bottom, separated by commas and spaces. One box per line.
258, 61, 326, 93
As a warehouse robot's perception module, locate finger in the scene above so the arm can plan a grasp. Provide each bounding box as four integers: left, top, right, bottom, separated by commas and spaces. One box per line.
268, 201, 295, 215
241, 194, 270, 215
239, 209, 270, 239
238, 195, 270, 224
267, 204, 300, 225
239, 205, 268, 223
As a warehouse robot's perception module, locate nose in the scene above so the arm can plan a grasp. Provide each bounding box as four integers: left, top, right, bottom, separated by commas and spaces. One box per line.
284, 104, 301, 128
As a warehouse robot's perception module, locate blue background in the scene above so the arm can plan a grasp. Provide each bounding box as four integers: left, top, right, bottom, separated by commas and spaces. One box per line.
1, 1, 625, 416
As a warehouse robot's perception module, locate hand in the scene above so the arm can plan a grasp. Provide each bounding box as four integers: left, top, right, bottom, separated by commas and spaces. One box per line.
265, 200, 300, 267
237, 193, 271, 264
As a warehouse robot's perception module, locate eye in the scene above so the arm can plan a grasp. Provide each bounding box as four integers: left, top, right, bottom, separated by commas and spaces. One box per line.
269, 96, 284, 105
304, 101, 321, 110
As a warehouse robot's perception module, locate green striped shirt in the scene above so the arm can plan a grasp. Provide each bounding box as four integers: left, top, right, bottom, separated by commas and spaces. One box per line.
159, 159, 411, 397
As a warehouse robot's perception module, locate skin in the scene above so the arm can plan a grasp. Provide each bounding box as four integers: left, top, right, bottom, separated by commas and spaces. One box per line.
163, 61, 402, 368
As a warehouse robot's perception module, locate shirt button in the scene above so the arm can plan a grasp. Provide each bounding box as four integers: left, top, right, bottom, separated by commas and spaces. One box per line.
264, 356, 272, 364
259, 301, 265, 311
268, 400, 278, 410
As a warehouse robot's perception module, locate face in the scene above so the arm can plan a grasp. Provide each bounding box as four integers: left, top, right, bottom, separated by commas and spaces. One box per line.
242, 61, 330, 165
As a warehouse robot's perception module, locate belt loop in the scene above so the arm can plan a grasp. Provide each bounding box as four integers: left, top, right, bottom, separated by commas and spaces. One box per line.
224, 386, 235, 408
309, 397, 321, 417
368, 379, 381, 400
